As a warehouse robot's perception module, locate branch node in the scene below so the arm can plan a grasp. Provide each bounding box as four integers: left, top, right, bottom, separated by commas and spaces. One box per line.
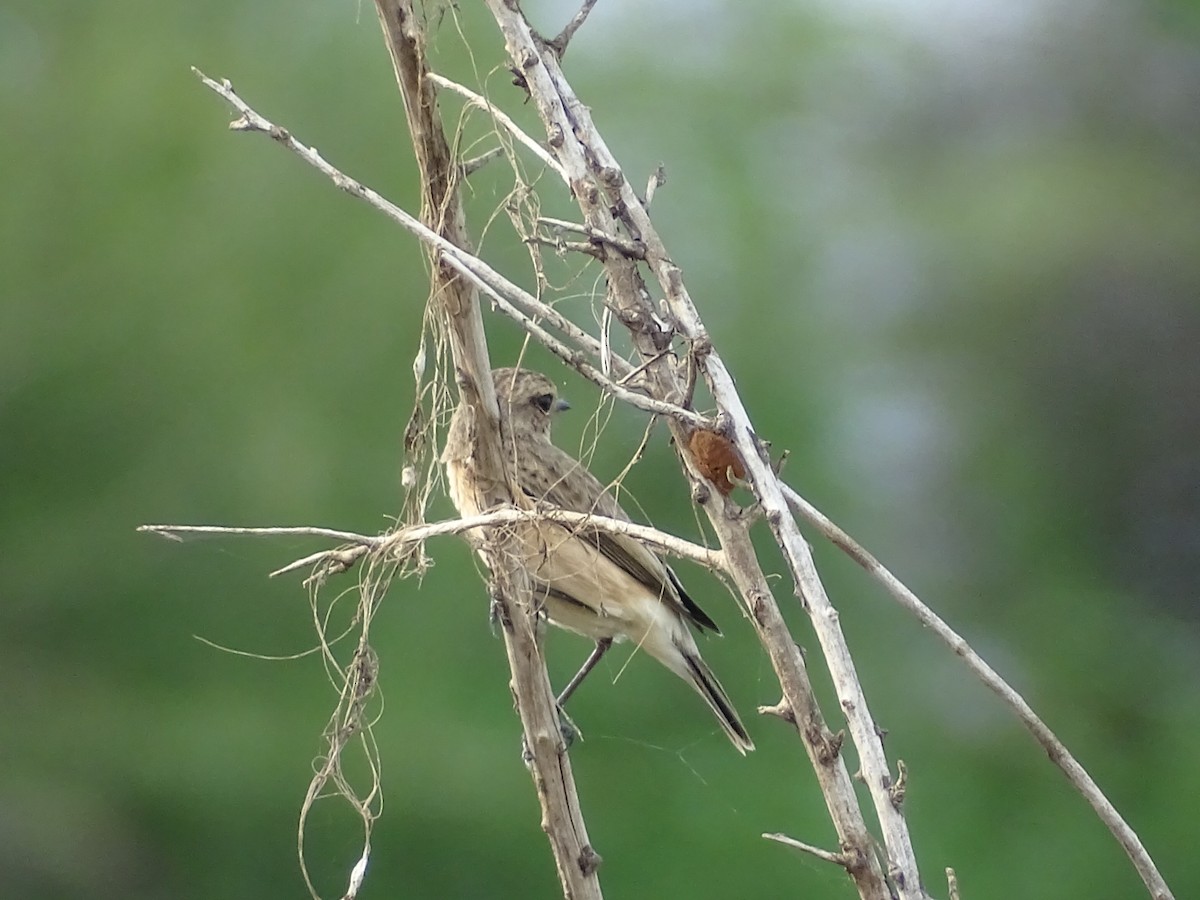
806, 724, 845, 764
747, 590, 771, 625
460, 147, 505, 177
577, 844, 603, 876
644, 163, 666, 209
690, 332, 713, 358
772, 448, 790, 476
889, 759, 908, 810
757, 699, 795, 724
599, 165, 623, 188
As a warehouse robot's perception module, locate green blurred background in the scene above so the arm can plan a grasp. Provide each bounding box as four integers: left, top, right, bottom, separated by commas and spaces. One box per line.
3, 0, 1198, 897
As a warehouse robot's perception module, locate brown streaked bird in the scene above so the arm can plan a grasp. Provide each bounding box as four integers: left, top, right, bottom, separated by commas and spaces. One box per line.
443, 366, 753, 753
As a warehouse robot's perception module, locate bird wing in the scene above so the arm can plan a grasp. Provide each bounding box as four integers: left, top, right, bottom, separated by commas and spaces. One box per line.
518, 442, 721, 634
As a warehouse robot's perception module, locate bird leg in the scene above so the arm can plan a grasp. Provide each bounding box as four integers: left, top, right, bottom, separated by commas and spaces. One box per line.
556, 638, 613, 707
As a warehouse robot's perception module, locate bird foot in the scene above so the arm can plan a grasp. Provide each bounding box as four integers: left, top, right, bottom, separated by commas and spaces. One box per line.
519, 707, 583, 767
557, 706, 583, 748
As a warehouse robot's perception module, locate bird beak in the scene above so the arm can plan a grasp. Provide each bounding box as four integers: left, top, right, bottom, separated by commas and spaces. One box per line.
555, 398, 571, 412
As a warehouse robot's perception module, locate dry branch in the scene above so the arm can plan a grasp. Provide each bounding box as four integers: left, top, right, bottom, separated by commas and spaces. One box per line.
139, 508, 726, 576
164, 3, 1177, 899
372, 3, 600, 897
476, 4, 1175, 899
427, 72, 567, 180
483, 4, 906, 896
780, 484, 1175, 899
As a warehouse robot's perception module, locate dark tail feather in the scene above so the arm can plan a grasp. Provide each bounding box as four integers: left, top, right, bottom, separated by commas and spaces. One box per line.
680, 646, 754, 754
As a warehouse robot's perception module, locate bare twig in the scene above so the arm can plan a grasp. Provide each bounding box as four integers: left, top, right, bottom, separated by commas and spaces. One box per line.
946, 868, 960, 900
139, 523, 369, 543
141, 508, 727, 575
537, 216, 647, 258
781, 483, 1175, 900
643, 164, 666, 209
273, 547, 366, 581
483, 3, 901, 896
716, 504, 889, 898
191, 68, 699, 435
548, 0, 600, 57
527, 235, 605, 259
428, 72, 568, 181
764, 833, 851, 868
461, 146, 505, 177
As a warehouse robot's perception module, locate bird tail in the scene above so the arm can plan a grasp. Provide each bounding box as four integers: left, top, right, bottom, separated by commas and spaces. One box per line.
677, 643, 754, 754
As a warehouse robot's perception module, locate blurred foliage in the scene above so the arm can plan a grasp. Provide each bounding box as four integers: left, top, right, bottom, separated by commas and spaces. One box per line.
2, 0, 1197, 898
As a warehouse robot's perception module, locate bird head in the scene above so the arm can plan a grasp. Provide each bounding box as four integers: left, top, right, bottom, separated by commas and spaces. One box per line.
492, 367, 571, 440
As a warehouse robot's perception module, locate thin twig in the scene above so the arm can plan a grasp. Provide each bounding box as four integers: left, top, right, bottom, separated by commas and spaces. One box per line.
427, 72, 568, 181
781, 482, 1173, 900
537, 216, 647, 258
643, 164, 665, 209
946, 868, 960, 900
763, 833, 851, 868
138, 524, 370, 543
192, 69, 581, 368
193, 65, 678, 447
142, 507, 728, 575
191, 67, 684, 432
548, 0, 600, 57
273, 547, 367, 580
527, 235, 605, 259
192, 60, 697, 458
461, 146, 505, 177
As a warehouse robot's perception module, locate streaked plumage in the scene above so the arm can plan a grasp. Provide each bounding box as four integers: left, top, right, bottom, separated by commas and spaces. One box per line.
444, 367, 753, 753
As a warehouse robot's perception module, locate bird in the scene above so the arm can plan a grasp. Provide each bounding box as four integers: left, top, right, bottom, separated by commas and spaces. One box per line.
443, 366, 753, 753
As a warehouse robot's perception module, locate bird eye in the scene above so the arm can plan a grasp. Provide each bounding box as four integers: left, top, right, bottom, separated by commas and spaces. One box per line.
532, 392, 555, 414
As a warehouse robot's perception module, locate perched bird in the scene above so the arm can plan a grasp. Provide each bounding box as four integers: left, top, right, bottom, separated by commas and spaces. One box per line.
444, 366, 753, 753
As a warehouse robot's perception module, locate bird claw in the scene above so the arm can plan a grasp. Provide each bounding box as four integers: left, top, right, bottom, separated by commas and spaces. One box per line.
557, 706, 583, 748
518, 708, 582, 768
520, 734, 535, 770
